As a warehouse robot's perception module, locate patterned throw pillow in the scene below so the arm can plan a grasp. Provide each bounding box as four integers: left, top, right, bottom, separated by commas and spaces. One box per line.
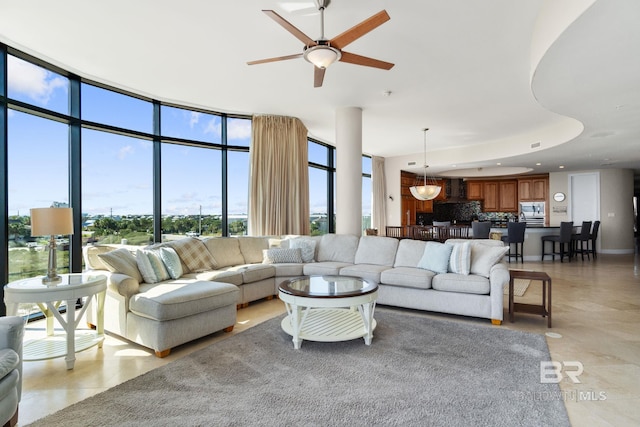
158, 247, 183, 279
289, 238, 316, 263
168, 237, 217, 273
136, 249, 171, 284
417, 242, 453, 274
262, 248, 303, 264
448, 241, 472, 275
97, 248, 143, 283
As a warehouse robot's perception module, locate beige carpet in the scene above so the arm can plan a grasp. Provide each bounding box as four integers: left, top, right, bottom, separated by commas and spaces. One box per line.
504, 278, 530, 297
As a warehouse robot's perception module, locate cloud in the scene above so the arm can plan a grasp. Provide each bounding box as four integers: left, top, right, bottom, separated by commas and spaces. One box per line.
117, 145, 134, 160
228, 119, 252, 140
7, 56, 67, 105
204, 118, 221, 135
189, 112, 200, 128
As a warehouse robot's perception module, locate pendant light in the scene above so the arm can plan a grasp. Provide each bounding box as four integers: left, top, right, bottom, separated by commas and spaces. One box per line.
409, 128, 442, 201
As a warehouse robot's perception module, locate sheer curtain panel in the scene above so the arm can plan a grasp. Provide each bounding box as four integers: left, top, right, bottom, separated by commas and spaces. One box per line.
372, 156, 387, 234
249, 115, 310, 236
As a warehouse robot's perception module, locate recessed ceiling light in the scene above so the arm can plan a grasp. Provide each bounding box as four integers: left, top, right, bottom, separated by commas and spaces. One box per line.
451, 164, 457, 167
496, 162, 501, 165
559, 165, 565, 169
536, 162, 541, 166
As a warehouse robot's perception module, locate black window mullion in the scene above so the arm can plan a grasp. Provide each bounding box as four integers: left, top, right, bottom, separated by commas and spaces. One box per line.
221, 116, 228, 236
69, 76, 82, 272
1, 45, 8, 315
153, 101, 162, 243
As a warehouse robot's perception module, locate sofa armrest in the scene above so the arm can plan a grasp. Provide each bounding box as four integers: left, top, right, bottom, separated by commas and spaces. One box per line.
107, 273, 140, 298
489, 262, 509, 321
0, 316, 24, 400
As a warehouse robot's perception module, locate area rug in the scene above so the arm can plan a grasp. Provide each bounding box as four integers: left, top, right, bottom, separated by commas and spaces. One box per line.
27, 308, 569, 427
504, 278, 531, 297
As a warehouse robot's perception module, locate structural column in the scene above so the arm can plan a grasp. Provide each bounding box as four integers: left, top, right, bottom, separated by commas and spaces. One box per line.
335, 107, 362, 236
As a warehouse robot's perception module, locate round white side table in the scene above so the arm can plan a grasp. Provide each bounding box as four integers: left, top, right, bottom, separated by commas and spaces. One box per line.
4, 273, 107, 369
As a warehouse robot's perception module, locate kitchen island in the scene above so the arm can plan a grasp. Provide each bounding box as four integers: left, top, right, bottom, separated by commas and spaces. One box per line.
490, 226, 560, 262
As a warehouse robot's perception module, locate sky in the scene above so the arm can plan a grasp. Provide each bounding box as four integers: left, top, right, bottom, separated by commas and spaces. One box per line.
5, 55, 370, 218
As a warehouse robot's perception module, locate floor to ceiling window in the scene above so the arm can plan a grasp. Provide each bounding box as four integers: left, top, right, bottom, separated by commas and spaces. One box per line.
362, 156, 372, 232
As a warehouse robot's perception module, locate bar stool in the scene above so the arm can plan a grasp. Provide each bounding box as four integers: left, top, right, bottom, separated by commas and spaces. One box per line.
588, 220, 600, 259
501, 222, 526, 263
471, 221, 491, 239
571, 221, 592, 261
541, 221, 573, 262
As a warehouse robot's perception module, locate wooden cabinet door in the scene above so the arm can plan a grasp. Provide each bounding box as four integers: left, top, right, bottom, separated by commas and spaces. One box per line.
519, 180, 532, 200
401, 196, 416, 227
499, 181, 518, 211
483, 182, 499, 211
467, 181, 483, 199
532, 179, 547, 200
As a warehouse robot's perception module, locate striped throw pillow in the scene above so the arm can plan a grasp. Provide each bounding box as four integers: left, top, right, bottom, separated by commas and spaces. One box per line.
448, 241, 471, 275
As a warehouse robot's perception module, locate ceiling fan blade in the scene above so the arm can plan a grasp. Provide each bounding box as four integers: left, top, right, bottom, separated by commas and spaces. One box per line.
247, 53, 303, 65
339, 51, 394, 70
314, 66, 326, 88
329, 10, 390, 50
262, 10, 317, 46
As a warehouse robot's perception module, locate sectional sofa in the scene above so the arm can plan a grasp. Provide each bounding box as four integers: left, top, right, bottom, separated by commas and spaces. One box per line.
84, 234, 510, 356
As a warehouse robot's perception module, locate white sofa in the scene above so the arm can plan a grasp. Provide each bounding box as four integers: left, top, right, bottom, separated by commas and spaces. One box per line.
84, 234, 509, 356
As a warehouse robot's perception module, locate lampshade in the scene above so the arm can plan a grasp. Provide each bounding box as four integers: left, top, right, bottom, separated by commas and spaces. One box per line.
304, 45, 341, 69
410, 128, 442, 201
31, 207, 74, 236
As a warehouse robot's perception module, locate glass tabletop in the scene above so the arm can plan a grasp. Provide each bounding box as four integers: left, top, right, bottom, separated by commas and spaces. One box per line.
279, 275, 377, 298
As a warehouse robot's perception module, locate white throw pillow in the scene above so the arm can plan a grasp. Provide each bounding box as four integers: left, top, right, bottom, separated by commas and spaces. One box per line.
417, 242, 453, 274
98, 248, 143, 283
289, 238, 316, 263
469, 245, 509, 278
262, 248, 303, 264
448, 241, 471, 275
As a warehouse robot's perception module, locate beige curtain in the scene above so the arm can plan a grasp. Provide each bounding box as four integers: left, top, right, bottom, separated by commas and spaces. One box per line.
249, 115, 310, 236
372, 155, 387, 233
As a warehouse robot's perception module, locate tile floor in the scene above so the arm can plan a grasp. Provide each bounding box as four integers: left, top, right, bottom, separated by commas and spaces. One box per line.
17, 252, 640, 426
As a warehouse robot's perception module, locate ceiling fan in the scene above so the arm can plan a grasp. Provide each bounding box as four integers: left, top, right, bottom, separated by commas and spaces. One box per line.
247, 0, 394, 87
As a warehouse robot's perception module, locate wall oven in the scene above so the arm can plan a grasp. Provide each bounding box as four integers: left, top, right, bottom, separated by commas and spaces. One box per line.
519, 201, 545, 226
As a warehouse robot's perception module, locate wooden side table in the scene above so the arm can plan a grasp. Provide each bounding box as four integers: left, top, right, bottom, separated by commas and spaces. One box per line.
4, 273, 107, 369
508, 269, 552, 328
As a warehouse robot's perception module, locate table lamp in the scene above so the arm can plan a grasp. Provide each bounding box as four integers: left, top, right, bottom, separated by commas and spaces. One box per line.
30, 207, 74, 285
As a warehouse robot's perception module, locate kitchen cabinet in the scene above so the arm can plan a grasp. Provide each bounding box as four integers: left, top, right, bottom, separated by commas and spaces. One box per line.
499, 181, 518, 211
467, 181, 483, 199
518, 177, 548, 201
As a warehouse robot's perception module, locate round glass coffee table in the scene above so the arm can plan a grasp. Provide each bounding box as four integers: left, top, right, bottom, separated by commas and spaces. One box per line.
278, 275, 378, 349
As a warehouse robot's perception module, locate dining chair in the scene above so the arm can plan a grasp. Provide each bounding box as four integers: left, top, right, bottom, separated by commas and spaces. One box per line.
471, 221, 491, 239
541, 221, 573, 262
501, 221, 526, 263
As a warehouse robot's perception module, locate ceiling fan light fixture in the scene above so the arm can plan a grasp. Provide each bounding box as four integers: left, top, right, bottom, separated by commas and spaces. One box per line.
304, 45, 341, 69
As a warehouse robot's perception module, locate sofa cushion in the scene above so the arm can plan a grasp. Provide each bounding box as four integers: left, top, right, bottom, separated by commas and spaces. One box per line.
469, 245, 509, 278
136, 249, 171, 284
354, 236, 399, 267
380, 267, 435, 290
393, 239, 427, 268
289, 237, 317, 263
432, 273, 490, 295
417, 242, 453, 274
262, 248, 303, 264
189, 270, 243, 286
317, 234, 359, 263
98, 248, 144, 283
448, 241, 471, 275
130, 281, 239, 321
238, 237, 269, 264
168, 237, 217, 273
271, 263, 305, 277
339, 264, 391, 284
225, 264, 275, 283
203, 237, 245, 268
83, 245, 116, 270
303, 261, 353, 276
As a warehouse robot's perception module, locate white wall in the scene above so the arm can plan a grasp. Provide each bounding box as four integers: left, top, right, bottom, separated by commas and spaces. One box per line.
549, 168, 634, 253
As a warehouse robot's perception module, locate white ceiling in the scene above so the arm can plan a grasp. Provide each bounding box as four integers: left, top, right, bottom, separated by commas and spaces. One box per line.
1, 0, 639, 176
